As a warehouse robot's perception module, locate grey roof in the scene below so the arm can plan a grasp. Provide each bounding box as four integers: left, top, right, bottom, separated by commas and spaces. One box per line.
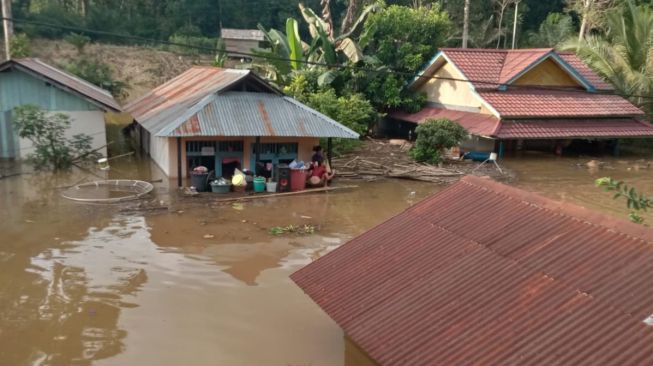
124, 67, 252, 135
221, 28, 265, 41
159, 91, 359, 139
0, 58, 121, 112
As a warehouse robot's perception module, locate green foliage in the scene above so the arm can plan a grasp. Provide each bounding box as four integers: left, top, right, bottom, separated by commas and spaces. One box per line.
527, 12, 574, 47
561, 1, 653, 116
359, 4, 450, 109
595, 176, 652, 224
12, 105, 101, 170
64, 33, 91, 54
213, 38, 228, 67
305, 89, 376, 136
410, 119, 468, 165
10, 33, 31, 58
64, 58, 127, 99
361, 5, 451, 73
269, 224, 316, 235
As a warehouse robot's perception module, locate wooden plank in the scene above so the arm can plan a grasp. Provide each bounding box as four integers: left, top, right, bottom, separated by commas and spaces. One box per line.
209, 185, 358, 203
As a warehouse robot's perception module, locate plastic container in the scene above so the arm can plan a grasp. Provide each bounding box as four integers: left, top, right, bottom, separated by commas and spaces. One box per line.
253, 177, 266, 193
190, 172, 210, 192
210, 182, 231, 194
266, 181, 277, 193
290, 168, 307, 192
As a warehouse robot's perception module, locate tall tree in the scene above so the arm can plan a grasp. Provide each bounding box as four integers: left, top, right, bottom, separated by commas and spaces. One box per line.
462, 0, 470, 48
494, 0, 514, 48
567, 0, 614, 41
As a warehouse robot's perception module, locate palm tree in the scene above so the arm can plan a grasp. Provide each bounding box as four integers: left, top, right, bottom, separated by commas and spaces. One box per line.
561, 1, 653, 115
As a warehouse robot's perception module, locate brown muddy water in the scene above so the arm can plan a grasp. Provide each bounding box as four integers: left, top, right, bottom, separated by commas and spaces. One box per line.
1, 151, 652, 366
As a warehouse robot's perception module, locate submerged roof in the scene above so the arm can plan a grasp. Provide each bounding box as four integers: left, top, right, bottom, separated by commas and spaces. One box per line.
496, 118, 653, 139
390, 107, 500, 137
126, 66, 359, 139
390, 107, 653, 139
292, 176, 653, 366
221, 28, 265, 41
166, 91, 359, 138
0, 58, 120, 112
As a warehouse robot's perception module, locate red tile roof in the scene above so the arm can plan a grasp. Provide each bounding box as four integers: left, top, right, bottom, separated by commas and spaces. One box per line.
292, 176, 653, 366
559, 52, 614, 90
434, 48, 613, 91
389, 107, 500, 136
479, 89, 644, 118
496, 118, 653, 139
390, 107, 653, 139
499, 48, 552, 83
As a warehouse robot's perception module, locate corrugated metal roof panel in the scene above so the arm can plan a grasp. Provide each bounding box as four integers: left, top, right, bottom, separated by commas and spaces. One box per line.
291, 176, 653, 366
124, 67, 250, 135
3, 58, 121, 111
164, 92, 359, 139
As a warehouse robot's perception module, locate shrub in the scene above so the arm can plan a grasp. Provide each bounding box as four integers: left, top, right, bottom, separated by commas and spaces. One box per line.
10, 33, 31, 58
64, 58, 127, 99
410, 118, 468, 164
64, 33, 91, 54
12, 105, 101, 170
168, 34, 218, 55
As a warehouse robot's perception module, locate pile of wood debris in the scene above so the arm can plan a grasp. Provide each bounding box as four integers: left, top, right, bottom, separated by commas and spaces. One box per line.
332, 139, 512, 183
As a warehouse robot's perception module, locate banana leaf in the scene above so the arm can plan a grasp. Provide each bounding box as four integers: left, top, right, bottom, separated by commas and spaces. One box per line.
286, 18, 304, 70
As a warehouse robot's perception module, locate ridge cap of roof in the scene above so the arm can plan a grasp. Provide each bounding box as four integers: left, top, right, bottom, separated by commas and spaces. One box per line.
440, 48, 554, 53
460, 175, 653, 243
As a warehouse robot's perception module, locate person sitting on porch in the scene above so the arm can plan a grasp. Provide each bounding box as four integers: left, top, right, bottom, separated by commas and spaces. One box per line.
307, 159, 335, 187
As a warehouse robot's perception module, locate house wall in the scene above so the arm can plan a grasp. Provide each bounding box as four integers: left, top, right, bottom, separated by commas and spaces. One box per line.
0, 68, 106, 158
224, 39, 261, 56
17, 111, 107, 157
512, 58, 580, 87
417, 62, 486, 113
152, 135, 320, 178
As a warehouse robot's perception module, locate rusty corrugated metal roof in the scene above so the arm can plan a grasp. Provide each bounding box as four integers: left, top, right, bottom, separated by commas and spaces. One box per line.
164, 92, 359, 139
124, 66, 251, 135
291, 176, 653, 366
0, 58, 120, 111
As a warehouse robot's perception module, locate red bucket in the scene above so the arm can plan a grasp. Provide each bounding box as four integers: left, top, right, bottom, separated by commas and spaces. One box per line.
290, 168, 307, 191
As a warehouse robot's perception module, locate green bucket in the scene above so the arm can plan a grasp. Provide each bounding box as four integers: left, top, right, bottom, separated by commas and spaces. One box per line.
253, 177, 266, 193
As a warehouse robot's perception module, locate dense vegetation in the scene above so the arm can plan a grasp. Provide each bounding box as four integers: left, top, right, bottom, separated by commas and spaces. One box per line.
10, 0, 653, 153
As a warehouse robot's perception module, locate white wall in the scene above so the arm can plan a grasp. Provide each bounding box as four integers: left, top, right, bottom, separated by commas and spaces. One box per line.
17, 110, 107, 159
149, 135, 172, 177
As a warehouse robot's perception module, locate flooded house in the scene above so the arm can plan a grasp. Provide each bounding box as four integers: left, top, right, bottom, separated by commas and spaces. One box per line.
388, 48, 653, 156
0, 58, 121, 159
292, 175, 653, 366
124, 66, 359, 185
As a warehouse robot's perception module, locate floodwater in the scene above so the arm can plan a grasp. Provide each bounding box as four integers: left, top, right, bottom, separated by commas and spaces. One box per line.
1, 150, 652, 366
